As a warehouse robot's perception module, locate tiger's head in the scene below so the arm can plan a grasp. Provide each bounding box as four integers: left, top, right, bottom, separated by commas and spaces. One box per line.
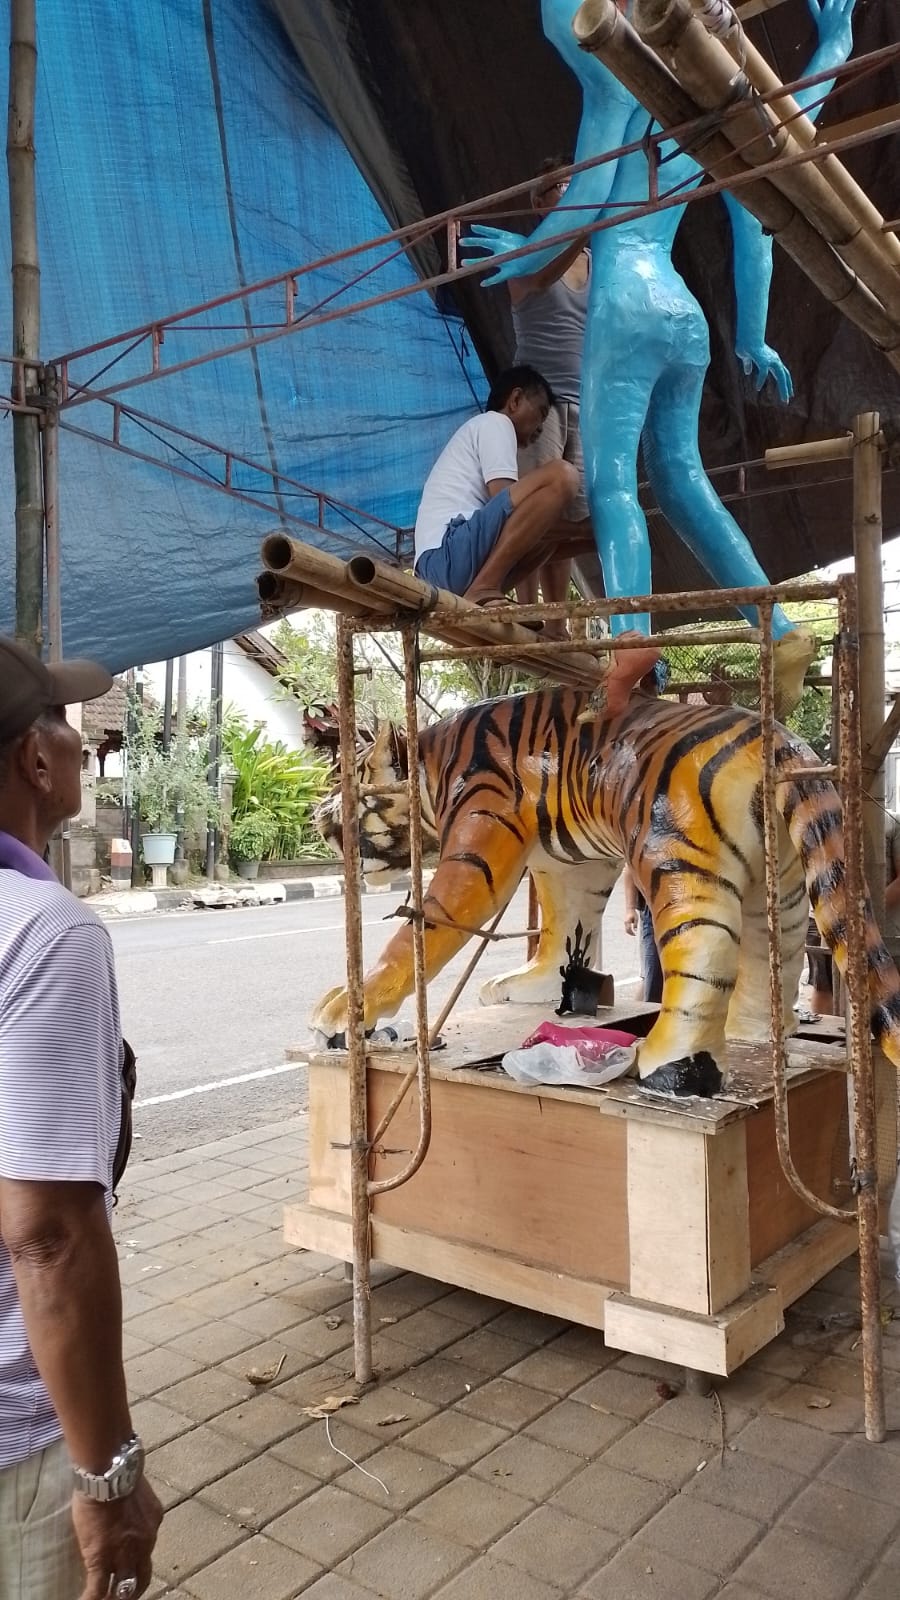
313, 721, 440, 885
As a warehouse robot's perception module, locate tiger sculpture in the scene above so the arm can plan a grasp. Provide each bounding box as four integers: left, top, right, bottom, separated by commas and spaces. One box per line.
310, 687, 900, 1095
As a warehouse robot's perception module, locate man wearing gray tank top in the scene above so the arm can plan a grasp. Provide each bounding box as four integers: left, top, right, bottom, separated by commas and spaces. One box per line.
510, 159, 592, 638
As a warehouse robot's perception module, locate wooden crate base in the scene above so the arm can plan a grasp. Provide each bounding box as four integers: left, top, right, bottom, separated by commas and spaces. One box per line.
285, 1005, 891, 1376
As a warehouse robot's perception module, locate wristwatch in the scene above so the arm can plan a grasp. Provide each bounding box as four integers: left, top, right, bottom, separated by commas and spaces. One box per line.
72, 1434, 145, 1502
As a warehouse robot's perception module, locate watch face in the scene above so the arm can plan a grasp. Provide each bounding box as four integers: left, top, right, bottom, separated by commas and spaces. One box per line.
114, 1441, 145, 1497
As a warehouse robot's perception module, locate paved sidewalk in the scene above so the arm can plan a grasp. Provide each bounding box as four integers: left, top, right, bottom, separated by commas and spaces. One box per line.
90, 874, 418, 919
117, 1119, 900, 1600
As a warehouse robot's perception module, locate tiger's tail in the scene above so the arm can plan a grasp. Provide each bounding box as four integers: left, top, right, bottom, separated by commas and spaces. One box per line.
777, 769, 900, 1069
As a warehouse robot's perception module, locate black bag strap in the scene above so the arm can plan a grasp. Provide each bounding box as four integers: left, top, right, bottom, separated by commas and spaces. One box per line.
113, 1039, 137, 1198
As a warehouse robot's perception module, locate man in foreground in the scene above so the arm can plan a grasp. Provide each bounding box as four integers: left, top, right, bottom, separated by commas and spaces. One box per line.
414, 365, 578, 617
0, 636, 162, 1599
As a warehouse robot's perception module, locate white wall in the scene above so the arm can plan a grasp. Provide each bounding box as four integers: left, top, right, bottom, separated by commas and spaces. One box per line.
143, 640, 306, 749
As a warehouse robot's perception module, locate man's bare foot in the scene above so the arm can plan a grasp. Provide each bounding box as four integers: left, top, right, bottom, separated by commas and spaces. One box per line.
604, 632, 661, 716
464, 590, 544, 632
542, 621, 570, 644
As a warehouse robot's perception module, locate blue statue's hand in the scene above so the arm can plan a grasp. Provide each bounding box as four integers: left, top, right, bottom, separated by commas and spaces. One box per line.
736, 341, 794, 403
460, 223, 530, 284
807, 0, 855, 69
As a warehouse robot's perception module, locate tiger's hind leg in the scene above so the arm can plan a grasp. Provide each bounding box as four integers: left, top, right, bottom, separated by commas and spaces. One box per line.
479, 857, 622, 1007
727, 852, 807, 1042
636, 877, 743, 1093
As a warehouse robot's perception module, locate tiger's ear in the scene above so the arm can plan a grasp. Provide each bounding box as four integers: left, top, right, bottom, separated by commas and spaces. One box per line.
390, 727, 409, 778
367, 720, 404, 782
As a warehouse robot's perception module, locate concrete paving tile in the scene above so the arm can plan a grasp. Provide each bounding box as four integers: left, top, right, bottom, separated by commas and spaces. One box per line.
550, 1460, 668, 1535
640, 1497, 763, 1574
127, 1303, 210, 1346
123, 1217, 194, 1249
123, 1191, 192, 1222
525, 1396, 629, 1457
441, 1329, 533, 1377
402, 1409, 510, 1469
410, 1473, 532, 1548
148, 1424, 252, 1494
782, 1480, 900, 1556
392, 1356, 488, 1407
176, 1276, 268, 1320
433, 1555, 564, 1599
735, 1525, 870, 1600
131, 1397, 197, 1451
731, 1413, 841, 1475
682, 1448, 805, 1521
213, 1390, 312, 1449
743, 1336, 815, 1382
505, 1347, 601, 1397
368, 1276, 455, 1318
138, 1264, 220, 1304
269, 1313, 356, 1363
228, 1296, 321, 1339
282, 1279, 355, 1317
470, 1434, 582, 1500
600, 1423, 712, 1486
858, 1567, 900, 1600
335, 1443, 452, 1509
167, 1320, 261, 1367
710, 1588, 773, 1600
616, 1353, 688, 1383
387, 1307, 486, 1356
266, 1483, 393, 1566
122, 1287, 166, 1321
579, 1544, 718, 1600
122, 1330, 153, 1361
271, 1419, 380, 1480
570, 1368, 664, 1421
487, 1308, 568, 1347
126, 1347, 203, 1400
346, 1385, 440, 1439
548, 1326, 619, 1369
426, 1286, 506, 1325
156, 1367, 250, 1423
647, 1392, 750, 1443
803, 1355, 868, 1398
715, 1367, 791, 1410
456, 1378, 553, 1431
821, 1436, 900, 1506
301, 1579, 378, 1600
200, 1454, 319, 1528
220, 1336, 319, 1386
491, 1504, 617, 1588
763, 1381, 864, 1435
267, 1360, 351, 1411
153, 1497, 247, 1585
181, 1532, 321, 1599
336, 1517, 470, 1599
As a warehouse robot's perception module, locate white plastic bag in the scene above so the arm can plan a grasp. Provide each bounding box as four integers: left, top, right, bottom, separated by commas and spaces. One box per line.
501, 1041, 636, 1089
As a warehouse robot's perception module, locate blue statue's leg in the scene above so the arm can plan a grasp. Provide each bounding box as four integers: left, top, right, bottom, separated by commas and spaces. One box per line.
582, 347, 659, 636
643, 358, 792, 638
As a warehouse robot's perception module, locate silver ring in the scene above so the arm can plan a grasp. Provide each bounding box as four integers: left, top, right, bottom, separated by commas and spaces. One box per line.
115, 1580, 138, 1600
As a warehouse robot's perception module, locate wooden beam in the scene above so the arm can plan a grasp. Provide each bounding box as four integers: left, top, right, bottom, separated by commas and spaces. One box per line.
864, 695, 900, 776
821, 102, 900, 148
735, 0, 788, 16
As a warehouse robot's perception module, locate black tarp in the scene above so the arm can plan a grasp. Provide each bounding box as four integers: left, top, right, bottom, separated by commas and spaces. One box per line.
273, 0, 900, 596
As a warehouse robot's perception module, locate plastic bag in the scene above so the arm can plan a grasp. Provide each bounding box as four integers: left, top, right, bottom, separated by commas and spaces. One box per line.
501, 1040, 637, 1088
521, 1021, 638, 1059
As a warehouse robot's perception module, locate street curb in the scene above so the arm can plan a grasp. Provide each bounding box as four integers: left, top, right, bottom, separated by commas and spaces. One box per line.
89, 873, 415, 920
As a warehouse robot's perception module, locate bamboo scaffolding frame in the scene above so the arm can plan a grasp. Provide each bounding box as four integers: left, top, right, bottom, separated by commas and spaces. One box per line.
7, 0, 43, 652
632, 0, 900, 326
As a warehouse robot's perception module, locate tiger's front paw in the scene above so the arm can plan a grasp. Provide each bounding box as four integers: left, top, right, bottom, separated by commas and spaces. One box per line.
309, 984, 351, 1045
479, 967, 562, 1007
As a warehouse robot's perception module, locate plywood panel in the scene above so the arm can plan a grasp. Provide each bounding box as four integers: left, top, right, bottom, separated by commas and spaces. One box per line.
706, 1122, 751, 1313
369, 1071, 629, 1287
747, 1073, 849, 1265
605, 1285, 781, 1376
627, 1122, 710, 1314
308, 1060, 352, 1216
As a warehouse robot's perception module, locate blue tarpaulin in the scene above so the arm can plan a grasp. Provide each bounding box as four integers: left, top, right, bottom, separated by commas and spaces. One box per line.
0, 0, 486, 671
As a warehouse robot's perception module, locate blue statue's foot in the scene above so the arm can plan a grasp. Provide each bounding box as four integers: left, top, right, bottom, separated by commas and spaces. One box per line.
639, 1052, 723, 1098
773, 626, 817, 720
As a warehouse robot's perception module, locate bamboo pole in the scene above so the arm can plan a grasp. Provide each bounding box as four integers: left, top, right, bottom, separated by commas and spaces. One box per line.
852, 412, 885, 929
573, 1, 900, 366
633, 0, 900, 327
692, 0, 900, 273
7, 0, 43, 653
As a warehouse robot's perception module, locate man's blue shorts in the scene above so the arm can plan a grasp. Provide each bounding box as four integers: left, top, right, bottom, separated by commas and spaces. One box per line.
415, 488, 514, 595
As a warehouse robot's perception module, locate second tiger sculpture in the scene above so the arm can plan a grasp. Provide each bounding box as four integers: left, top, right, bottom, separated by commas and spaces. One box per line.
310, 688, 900, 1095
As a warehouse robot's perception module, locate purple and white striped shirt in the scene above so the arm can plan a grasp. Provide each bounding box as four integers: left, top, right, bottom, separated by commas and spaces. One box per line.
0, 831, 122, 1469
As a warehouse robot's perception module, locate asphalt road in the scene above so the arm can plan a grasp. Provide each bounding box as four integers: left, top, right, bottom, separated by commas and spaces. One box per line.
112, 877, 638, 1164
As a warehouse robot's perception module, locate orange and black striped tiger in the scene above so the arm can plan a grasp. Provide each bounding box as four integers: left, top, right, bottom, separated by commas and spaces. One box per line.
310, 687, 900, 1095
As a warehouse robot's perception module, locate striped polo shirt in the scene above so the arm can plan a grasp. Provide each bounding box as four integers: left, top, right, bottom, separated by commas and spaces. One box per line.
0, 831, 122, 1469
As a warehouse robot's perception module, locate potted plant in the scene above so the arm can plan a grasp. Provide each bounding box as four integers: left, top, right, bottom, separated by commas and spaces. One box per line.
126, 698, 220, 869
229, 807, 278, 879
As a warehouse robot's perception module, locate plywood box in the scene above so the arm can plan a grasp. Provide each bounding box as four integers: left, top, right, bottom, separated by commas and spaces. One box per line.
286, 1006, 896, 1376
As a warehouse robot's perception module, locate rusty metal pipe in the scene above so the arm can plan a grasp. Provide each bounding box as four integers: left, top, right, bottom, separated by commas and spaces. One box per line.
335, 616, 373, 1385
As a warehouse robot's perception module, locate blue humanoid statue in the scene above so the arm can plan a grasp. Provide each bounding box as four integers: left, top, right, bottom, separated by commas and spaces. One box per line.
465, 0, 857, 711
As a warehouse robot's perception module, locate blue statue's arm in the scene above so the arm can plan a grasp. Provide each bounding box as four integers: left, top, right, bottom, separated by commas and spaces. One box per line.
722, 0, 856, 400
724, 197, 793, 402
794, 0, 856, 119
462, 86, 638, 285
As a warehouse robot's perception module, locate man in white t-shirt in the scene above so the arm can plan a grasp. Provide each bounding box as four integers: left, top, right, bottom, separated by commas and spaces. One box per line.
414, 365, 578, 614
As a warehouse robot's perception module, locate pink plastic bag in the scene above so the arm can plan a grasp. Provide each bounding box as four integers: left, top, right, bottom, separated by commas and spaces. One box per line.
521, 1021, 638, 1061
